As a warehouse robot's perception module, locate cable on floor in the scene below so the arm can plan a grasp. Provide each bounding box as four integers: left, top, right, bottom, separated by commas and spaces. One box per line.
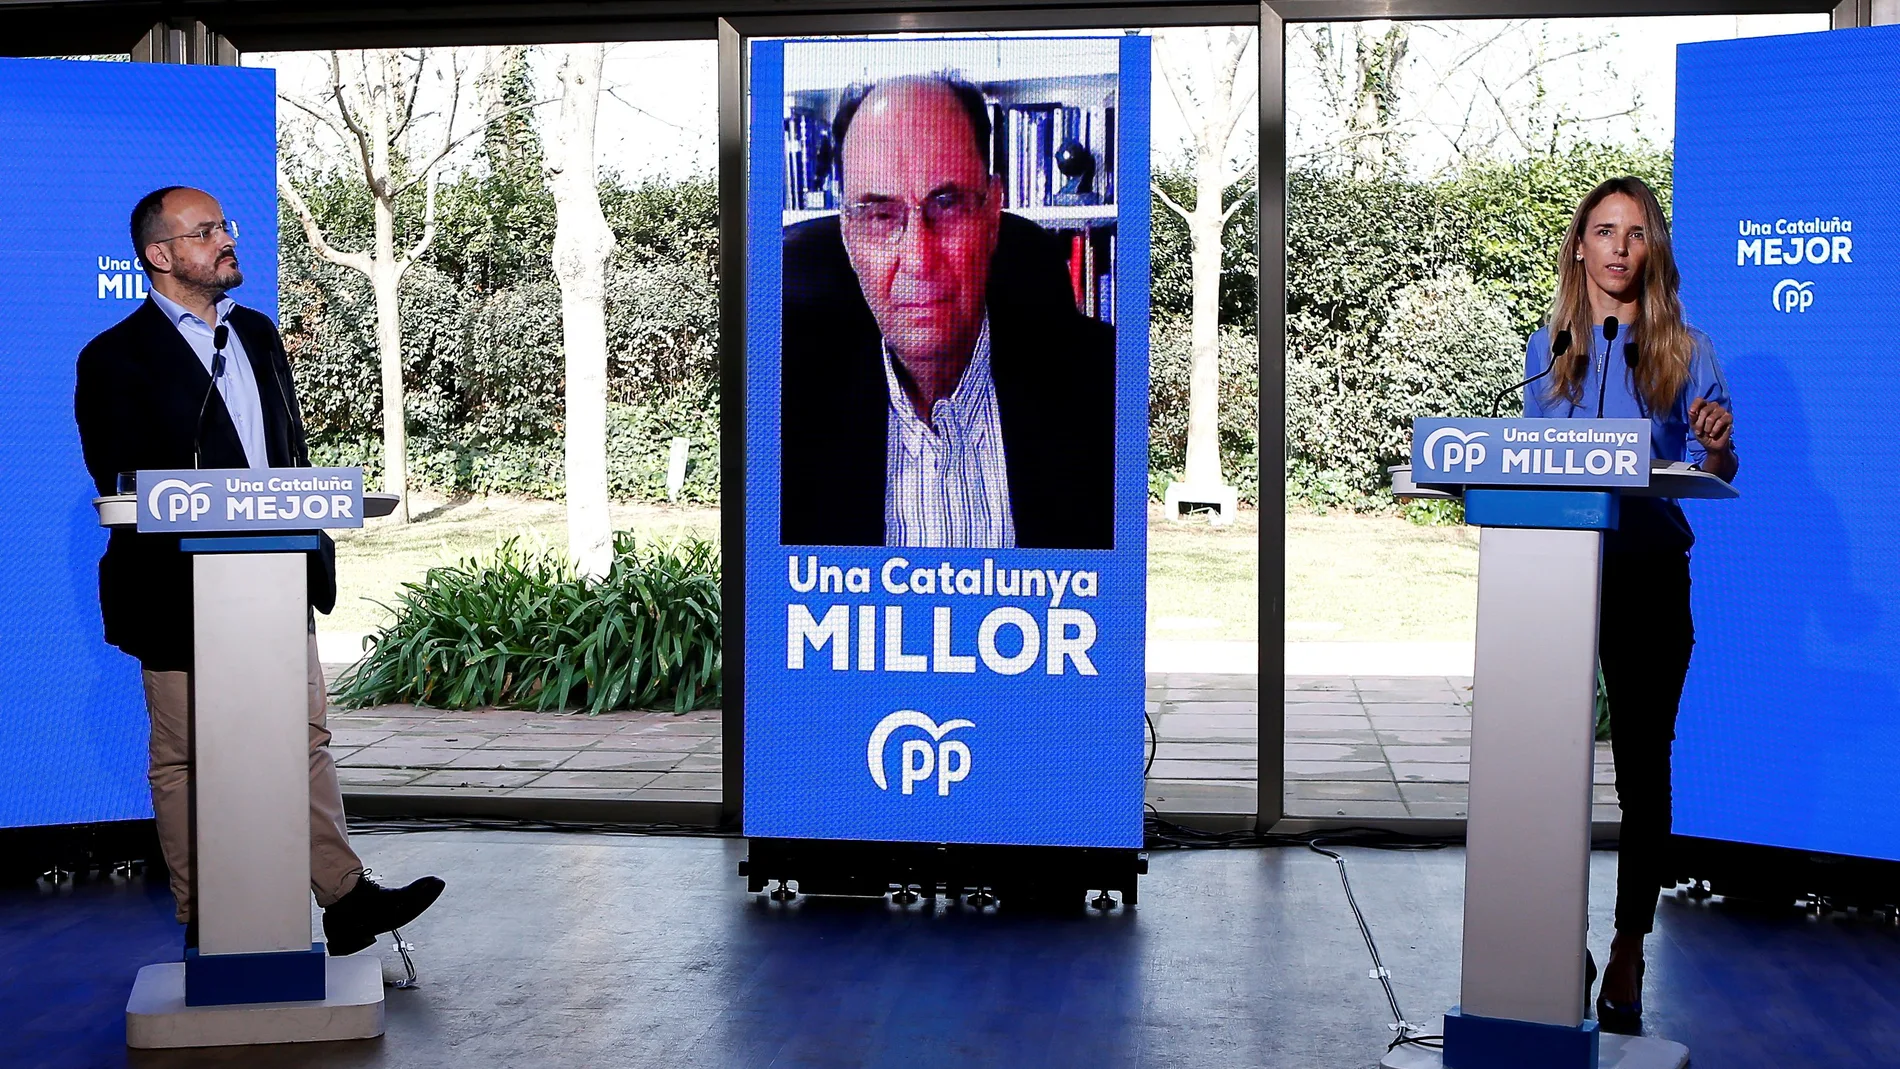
1308, 838, 1443, 1053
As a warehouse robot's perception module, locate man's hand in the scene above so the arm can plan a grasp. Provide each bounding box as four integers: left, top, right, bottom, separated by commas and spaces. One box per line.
1689, 398, 1733, 454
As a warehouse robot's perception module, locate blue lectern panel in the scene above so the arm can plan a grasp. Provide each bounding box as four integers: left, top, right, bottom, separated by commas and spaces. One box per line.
0, 58, 278, 828
1673, 26, 1900, 861
742, 37, 1151, 847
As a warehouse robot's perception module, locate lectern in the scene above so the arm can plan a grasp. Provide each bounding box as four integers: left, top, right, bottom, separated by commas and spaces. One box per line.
1382, 418, 1733, 1069
96, 467, 398, 1049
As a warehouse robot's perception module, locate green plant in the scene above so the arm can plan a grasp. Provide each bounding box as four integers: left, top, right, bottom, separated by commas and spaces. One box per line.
1596, 662, 1612, 742
1402, 497, 1465, 527
333, 533, 721, 714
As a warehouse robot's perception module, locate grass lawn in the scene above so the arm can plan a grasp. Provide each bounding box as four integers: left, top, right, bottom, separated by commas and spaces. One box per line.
1286, 510, 1478, 642
326, 494, 1474, 646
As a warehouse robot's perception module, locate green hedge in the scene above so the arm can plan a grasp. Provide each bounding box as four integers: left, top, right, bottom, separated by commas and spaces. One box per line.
310, 398, 719, 503
1147, 318, 1260, 505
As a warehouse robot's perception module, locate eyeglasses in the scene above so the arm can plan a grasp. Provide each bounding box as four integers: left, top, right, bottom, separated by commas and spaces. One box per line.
152, 219, 240, 245
839, 190, 986, 245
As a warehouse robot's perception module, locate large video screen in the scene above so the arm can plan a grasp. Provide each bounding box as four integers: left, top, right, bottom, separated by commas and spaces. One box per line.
0, 58, 278, 828
744, 36, 1151, 847
1672, 25, 1900, 861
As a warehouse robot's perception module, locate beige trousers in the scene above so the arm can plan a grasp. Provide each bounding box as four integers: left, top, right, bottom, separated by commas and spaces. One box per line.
142, 633, 363, 923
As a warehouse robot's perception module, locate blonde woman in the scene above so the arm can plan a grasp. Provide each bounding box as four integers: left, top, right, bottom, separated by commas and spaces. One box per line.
1521, 176, 1736, 1034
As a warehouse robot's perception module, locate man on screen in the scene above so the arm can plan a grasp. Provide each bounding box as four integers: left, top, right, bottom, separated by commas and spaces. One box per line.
781, 74, 1115, 549
73, 186, 443, 954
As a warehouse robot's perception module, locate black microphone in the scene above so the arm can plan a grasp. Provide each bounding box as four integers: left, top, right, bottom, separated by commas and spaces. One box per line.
1624, 341, 1639, 368
192, 324, 232, 469
1594, 316, 1620, 418
1489, 329, 1572, 418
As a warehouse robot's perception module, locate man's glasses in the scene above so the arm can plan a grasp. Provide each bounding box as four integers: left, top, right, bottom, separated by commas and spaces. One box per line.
839, 190, 985, 245
152, 220, 240, 245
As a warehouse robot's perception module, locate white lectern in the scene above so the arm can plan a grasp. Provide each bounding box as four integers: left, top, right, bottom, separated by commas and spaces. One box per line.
1382, 425, 1732, 1069
96, 470, 398, 1049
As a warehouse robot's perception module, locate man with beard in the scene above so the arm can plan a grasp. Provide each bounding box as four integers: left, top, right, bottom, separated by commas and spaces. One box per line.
73, 186, 443, 955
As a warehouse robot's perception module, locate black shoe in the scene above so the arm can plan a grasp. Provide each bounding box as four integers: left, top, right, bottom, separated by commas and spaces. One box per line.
321, 874, 444, 956
184, 919, 198, 952
1585, 950, 1597, 1003
1595, 960, 1645, 1036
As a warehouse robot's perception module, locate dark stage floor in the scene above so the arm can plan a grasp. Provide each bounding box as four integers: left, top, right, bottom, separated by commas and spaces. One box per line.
7, 831, 1900, 1068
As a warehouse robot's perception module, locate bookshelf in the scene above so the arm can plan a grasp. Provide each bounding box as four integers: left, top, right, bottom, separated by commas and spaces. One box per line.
778, 42, 1122, 324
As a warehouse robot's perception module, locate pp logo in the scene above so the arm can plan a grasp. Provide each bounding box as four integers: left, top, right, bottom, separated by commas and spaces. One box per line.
146, 479, 211, 523
867, 710, 972, 797
1774, 279, 1814, 313
1420, 427, 1489, 474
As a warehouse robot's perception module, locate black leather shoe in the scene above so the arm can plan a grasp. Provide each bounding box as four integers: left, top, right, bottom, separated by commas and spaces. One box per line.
321, 875, 445, 956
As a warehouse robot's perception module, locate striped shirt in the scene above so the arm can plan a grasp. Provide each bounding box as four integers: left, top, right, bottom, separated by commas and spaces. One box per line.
882, 318, 1016, 549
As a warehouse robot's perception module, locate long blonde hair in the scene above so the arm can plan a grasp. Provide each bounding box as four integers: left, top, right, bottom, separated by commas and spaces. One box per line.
1546, 177, 1694, 413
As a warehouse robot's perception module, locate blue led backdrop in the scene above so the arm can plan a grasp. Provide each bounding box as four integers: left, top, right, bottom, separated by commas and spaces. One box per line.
0, 58, 278, 828
1672, 25, 1900, 861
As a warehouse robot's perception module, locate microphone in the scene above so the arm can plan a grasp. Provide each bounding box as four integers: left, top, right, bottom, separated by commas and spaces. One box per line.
192, 324, 232, 469
1594, 316, 1620, 418
1489, 329, 1572, 418
1624, 341, 1639, 368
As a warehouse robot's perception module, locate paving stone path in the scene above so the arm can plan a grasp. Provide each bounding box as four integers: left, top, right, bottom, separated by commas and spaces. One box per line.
328, 670, 1616, 823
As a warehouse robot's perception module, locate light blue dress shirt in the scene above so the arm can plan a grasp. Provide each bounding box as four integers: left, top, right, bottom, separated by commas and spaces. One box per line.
1523, 322, 1735, 551
149, 289, 269, 469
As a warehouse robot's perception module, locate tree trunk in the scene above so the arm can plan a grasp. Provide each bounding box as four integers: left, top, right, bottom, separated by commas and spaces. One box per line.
369, 86, 411, 525
371, 225, 409, 525
1182, 148, 1227, 489
548, 43, 616, 579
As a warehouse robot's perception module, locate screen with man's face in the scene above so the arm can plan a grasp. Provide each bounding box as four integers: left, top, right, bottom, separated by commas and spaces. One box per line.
746, 36, 1151, 847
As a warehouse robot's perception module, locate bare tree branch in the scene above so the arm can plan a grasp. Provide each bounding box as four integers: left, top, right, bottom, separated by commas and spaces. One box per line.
396, 169, 440, 280
391, 50, 427, 142
388, 94, 556, 199
277, 91, 354, 149
327, 51, 377, 183
277, 168, 373, 277
604, 84, 709, 136
1151, 180, 1192, 223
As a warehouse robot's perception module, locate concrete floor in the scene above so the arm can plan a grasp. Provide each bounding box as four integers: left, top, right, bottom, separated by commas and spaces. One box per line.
9, 832, 1900, 1068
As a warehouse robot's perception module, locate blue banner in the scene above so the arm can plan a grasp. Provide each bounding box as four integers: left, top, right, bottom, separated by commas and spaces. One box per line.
136, 467, 365, 533
0, 58, 277, 829
1674, 25, 1900, 861
1410, 418, 1651, 488
744, 36, 1150, 847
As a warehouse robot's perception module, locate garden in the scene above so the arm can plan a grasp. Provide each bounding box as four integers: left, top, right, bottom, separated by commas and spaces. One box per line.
272, 40, 1675, 712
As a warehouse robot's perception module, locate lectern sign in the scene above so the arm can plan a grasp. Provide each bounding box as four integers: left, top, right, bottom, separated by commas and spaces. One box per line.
136, 467, 366, 533
1410, 418, 1652, 488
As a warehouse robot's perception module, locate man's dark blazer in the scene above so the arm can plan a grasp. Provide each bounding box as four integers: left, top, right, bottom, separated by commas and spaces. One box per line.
780, 212, 1116, 549
74, 297, 336, 673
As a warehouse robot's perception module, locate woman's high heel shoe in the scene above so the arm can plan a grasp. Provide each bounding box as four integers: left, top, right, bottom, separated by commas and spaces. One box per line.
1595, 959, 1645, 1036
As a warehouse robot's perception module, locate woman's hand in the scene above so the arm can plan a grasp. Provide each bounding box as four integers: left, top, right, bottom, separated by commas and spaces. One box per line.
1689, 398, 1733, 453
1689, 398, 1737, 481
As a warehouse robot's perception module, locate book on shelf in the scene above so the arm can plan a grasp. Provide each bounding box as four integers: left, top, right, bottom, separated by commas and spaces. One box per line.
1057, 227, 1115, 326
784, 108, 835, 211
996, 91, 1117, 213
